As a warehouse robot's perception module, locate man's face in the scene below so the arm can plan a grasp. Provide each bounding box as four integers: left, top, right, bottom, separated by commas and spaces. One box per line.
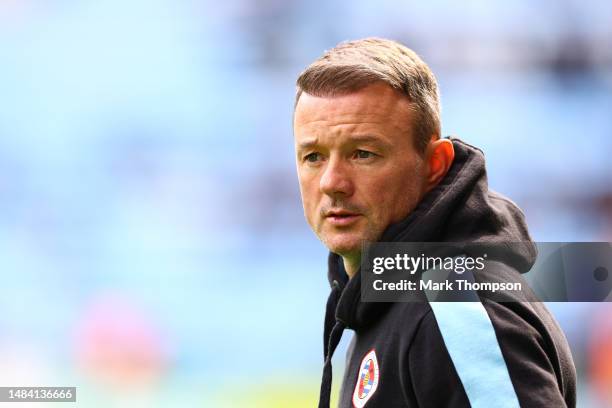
294, 83, 428, 259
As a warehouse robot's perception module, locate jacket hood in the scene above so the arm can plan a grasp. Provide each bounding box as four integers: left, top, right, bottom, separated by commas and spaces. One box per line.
327, 137, 537, 330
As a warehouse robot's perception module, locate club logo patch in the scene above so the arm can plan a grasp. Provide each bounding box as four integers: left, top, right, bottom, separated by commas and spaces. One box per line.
352, 349, 379, 407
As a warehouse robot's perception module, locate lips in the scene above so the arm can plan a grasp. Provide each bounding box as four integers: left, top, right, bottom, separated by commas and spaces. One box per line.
325, 210, 362, 226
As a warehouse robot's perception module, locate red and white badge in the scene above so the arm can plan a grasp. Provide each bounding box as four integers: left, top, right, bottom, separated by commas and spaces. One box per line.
352, 349, 379, 407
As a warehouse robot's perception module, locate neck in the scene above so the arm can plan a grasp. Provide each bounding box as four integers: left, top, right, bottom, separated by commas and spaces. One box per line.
342, 254, 361, 279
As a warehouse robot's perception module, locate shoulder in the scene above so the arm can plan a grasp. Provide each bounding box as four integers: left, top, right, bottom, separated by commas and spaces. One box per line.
409, 300, 576, 408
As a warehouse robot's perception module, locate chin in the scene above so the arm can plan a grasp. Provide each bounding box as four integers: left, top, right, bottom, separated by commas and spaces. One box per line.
322, 234, 362, 257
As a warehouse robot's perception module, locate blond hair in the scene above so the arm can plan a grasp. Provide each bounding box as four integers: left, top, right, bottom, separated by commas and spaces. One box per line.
295, 38, 441, 153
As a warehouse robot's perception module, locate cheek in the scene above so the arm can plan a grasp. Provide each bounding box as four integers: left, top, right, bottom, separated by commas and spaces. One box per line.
364, 169, 422, 221
299, 180, 321, 219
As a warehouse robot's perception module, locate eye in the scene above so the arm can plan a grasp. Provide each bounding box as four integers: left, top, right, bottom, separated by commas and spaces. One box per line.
304, 152, 322, 163
354, 150, 375, 159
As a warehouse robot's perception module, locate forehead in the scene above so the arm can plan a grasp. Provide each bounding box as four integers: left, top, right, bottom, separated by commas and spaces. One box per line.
293, 83, 413, 138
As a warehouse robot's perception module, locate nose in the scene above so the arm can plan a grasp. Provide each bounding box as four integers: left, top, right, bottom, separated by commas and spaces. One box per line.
319, 157, 354, 198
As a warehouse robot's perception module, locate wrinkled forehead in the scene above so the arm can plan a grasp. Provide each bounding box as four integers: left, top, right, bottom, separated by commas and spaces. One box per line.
293, 84, 414, 139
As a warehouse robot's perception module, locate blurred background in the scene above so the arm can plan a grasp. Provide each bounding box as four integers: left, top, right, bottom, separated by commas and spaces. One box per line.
0, 0, 611, 406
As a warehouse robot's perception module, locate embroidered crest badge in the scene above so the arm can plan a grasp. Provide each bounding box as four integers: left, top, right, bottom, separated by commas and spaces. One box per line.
352, 349, 379, 407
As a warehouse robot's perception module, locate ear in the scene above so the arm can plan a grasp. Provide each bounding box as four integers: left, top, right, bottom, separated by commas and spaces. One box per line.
424, 138, 454, 192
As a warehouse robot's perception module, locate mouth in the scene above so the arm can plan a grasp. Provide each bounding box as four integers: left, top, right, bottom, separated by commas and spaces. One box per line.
324, 210, 362, 226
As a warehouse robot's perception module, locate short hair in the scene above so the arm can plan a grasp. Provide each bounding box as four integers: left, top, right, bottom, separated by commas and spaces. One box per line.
295, 38, 441, 154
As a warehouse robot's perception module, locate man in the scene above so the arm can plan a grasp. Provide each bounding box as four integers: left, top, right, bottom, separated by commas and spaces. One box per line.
293, 38, 576, 407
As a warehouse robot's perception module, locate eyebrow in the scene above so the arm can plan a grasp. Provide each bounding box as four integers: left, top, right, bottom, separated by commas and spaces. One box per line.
297, 134, 389, 150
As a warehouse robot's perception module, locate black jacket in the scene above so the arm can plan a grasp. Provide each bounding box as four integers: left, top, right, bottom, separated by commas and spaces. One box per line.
318, 138, 576, 408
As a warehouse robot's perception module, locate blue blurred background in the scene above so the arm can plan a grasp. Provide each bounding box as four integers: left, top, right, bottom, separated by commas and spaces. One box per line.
0, 0, 611, 406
